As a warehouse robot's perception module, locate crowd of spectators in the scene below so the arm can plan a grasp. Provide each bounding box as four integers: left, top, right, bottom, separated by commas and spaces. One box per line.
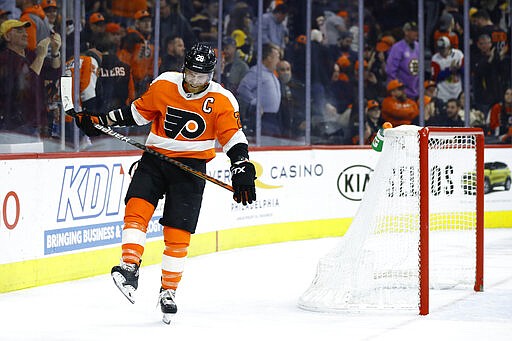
0, 0, 511, 151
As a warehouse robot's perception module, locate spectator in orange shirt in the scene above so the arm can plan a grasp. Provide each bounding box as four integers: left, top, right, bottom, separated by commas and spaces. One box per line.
17, 0, 52, 51
381, 79, 419, 127
118, 9, 155, 97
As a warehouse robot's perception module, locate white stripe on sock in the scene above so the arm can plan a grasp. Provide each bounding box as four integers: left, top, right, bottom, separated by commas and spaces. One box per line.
162, 254, 186, 273
122, 228, 146, 246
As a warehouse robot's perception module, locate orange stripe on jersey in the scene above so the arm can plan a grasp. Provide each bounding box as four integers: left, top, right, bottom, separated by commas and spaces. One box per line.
132, 72, 247, 160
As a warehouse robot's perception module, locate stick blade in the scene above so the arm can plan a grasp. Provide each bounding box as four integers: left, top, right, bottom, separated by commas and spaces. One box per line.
60, 76, 74, 112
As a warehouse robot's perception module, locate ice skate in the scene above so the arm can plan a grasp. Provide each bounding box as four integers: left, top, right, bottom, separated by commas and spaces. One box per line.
111, 260, 139, 304
159, 287, 177, 324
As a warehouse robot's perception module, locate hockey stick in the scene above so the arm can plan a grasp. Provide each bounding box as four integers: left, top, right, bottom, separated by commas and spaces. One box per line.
93, 125, 234, 192
60, 77, 234, 193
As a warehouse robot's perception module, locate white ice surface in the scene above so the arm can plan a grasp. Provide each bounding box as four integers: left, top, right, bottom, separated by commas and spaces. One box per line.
1, 229, 511, 341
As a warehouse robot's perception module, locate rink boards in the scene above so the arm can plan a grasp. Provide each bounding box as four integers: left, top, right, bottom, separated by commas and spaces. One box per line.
1, 146, 511, 292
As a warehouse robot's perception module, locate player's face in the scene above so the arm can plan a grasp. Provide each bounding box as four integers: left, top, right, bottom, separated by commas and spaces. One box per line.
184, 68, 212, 92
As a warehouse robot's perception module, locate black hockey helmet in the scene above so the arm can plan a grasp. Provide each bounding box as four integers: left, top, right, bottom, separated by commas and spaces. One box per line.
184, 42, 217, 74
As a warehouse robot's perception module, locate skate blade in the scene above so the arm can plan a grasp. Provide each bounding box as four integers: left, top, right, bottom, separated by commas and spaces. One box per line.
162, 313, 173, 324
111, 272, 136, 304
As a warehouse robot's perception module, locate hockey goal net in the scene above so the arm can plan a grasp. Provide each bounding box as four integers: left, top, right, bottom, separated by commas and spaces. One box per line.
299, 126, 484, 315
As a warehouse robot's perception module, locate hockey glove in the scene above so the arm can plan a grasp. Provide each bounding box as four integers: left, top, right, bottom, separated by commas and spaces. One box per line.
74, 112, 109, 137
230, 160, 256, 205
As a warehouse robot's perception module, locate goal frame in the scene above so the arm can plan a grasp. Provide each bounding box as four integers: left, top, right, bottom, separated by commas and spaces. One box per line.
418, 127, 484, 315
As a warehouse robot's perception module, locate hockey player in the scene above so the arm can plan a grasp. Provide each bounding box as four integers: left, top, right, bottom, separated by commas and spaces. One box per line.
70, 42, 256, 324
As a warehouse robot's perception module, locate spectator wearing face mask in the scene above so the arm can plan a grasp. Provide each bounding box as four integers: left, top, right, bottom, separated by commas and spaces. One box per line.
276, 59, 305, 138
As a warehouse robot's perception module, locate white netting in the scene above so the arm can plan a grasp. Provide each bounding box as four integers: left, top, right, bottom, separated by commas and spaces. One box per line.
428, 132, 478, 290
298, 126, 478, 312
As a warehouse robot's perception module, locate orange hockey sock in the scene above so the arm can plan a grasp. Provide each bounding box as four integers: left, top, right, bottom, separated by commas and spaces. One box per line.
161, 227, 191, 290
121, 198, 155, 265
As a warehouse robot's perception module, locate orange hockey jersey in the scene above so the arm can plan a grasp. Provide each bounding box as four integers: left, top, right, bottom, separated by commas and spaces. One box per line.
129, 72, 248, 160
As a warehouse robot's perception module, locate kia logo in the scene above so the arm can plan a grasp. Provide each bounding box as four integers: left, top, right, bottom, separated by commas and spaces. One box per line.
337, 165, 373, 201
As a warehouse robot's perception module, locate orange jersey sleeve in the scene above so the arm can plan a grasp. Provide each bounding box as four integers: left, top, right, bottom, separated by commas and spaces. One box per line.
381, 97, 419, 127
131, 72, 247, 160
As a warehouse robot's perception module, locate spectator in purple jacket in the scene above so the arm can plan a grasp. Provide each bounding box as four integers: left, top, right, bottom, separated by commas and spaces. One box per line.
386, 21, 420, 100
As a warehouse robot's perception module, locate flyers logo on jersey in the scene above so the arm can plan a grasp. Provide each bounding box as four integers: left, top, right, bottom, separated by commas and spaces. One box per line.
164, 106, 206, 139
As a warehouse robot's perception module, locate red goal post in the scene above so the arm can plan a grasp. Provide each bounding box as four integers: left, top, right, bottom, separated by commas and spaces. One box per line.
418, 127, 484, 315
